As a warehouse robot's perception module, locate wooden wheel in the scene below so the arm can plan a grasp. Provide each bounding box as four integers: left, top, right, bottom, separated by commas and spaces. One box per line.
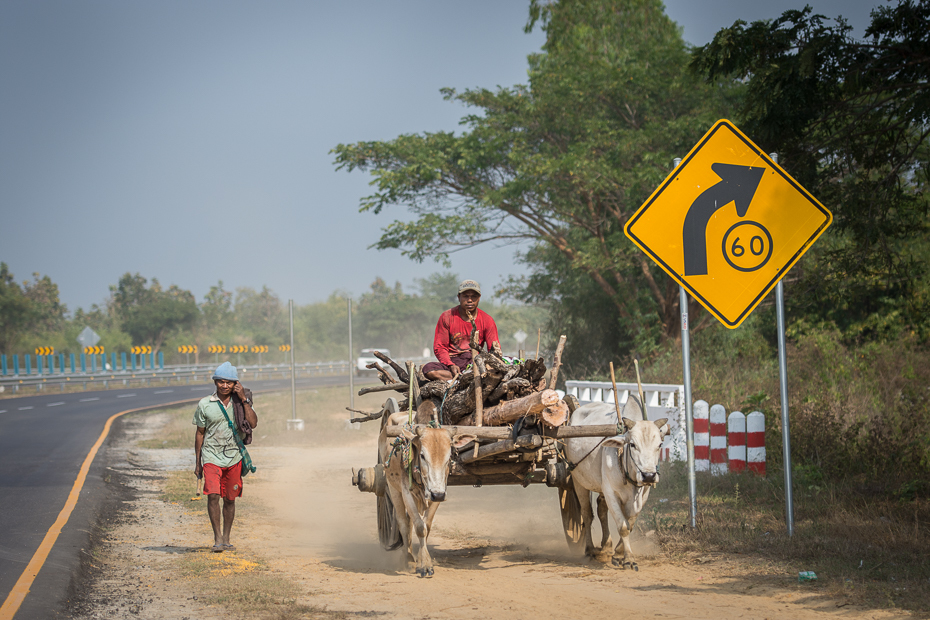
559, 483, 585, 553
377, 492, 403, 551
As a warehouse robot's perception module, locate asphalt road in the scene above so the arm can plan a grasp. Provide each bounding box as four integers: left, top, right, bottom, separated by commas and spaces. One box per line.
0, 374, 354, 619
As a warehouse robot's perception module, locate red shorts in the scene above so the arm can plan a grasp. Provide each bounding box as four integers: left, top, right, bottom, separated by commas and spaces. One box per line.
202, 461, 243, 501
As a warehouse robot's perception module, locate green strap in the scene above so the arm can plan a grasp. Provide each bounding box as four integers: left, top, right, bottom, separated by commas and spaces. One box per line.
216, 399, 249, 455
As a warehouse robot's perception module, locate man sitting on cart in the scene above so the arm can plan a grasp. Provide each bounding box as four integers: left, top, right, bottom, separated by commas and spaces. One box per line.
423, 279, 501, 381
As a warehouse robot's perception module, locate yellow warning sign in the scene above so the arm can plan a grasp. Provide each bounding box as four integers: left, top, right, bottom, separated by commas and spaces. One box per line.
625, 120, 832, 328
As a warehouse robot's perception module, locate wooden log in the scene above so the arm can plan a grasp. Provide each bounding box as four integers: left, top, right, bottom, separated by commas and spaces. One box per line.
346, 407, 384, 424
459, 435, 544, 464
447, 470, 547, 486
457, 389, 561, 426
385, 423, 619, 439
539, 400, 569, 427
358, 382, 407, 395
451, 462, 533, 476
373, 350, 409, 384
549, 334, 567, 389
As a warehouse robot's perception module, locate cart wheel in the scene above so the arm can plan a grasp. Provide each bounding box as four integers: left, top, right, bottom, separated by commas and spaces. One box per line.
376, 442, 403, 551
377, 493, 403, 551
559, 484, 584, 553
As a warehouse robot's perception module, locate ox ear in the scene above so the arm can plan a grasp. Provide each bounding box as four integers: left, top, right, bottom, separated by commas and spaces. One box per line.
602, 436, 627, 451
451, 433, 477, 450
654, 418, 670, 438
621, 417, 637, 432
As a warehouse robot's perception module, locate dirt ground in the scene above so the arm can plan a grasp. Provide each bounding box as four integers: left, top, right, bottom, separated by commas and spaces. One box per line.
69, 410, 916, 620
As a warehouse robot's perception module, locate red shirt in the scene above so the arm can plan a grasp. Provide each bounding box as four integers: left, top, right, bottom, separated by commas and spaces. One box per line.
433, 307, 500, 366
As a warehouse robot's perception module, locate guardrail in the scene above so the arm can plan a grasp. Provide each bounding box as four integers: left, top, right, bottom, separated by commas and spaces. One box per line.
0, 361, 354, 394
564, 379, 686, 462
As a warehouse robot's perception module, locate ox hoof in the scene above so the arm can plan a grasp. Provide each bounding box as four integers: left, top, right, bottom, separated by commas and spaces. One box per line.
416, 567, 434, 578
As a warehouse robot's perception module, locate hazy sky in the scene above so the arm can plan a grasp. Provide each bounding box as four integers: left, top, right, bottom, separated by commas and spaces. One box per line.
0, 0, 885, 312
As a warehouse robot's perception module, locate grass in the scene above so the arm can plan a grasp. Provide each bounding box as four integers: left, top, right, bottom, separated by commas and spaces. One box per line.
644, 462, 930, 615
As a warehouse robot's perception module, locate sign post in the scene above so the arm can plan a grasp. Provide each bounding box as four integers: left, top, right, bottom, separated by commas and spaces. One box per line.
625, 121, 831, 534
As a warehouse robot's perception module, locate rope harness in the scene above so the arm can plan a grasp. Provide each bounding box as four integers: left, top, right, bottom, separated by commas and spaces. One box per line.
558, 416, 650, 488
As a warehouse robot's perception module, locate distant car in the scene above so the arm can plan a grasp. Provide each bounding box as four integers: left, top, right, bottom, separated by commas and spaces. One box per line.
356, 348, 391, 376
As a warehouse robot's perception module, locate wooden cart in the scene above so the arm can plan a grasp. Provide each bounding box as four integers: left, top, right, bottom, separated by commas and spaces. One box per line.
351, 396, 622, 553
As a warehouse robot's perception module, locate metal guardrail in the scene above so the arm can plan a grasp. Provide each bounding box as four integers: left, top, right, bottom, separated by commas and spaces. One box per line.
0, 356, 435, 394
0, 361, 353, 393
564, 379, 686, 462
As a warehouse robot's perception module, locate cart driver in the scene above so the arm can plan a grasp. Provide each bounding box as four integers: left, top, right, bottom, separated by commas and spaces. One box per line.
423, 279, 501, 381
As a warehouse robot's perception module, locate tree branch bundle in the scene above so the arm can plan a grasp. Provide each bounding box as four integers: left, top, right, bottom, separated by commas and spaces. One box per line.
355, 347, 566, 427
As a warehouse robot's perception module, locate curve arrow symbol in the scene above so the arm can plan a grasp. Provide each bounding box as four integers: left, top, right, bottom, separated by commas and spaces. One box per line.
682, 163, 765, 276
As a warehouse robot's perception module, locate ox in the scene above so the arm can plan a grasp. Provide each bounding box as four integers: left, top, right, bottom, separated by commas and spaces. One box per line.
564, 400, 669, 570
378, 412, 472, 577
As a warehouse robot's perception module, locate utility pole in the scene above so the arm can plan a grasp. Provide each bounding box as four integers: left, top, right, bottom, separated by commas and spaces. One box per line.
347, 297, 354, 411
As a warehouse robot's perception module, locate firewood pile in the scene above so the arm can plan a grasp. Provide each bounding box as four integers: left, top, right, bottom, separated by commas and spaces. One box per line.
349, 332, 569, 428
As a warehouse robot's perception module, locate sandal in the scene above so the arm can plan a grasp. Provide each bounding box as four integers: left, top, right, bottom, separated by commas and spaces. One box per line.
223, 543, 236, 551
212, 544, 224, 553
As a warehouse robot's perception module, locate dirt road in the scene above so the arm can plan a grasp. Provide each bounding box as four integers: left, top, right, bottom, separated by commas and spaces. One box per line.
69, 411, 912, 620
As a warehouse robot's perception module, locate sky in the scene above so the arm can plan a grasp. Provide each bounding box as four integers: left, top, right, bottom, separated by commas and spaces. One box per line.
0, 0, 886, 313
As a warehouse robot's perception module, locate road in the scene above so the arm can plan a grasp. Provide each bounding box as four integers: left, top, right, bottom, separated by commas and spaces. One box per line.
0, 375, 352, 619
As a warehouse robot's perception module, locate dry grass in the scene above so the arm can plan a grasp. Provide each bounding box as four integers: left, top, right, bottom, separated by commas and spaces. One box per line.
645, 463, 930, 615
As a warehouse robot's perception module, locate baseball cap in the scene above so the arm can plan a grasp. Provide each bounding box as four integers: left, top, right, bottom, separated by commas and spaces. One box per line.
458, 279, 481, 295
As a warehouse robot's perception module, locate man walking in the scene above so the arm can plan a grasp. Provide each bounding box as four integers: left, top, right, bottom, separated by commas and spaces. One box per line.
193, 362, 257, 552
423, 279, 501, 381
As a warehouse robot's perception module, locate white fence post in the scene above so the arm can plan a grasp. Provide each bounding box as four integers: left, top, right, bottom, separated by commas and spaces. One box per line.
710, 404, 728, 475
693, 400, 709, 471
747, 411, 766, 476
727, 411, 747, 472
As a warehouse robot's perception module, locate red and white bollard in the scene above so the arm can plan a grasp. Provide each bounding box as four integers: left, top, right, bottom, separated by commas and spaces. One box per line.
710, 404, 727, 475
727, 411, 747, 472
693, 400, 709, 471
747, 411, 766, 476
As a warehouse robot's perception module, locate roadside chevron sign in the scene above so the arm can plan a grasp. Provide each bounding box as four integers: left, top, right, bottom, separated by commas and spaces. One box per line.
84, 346, 105, 354
130, 346, 152, 354
208, 345, 226, 353
279, 344, 291, 352
178, 345, 198, 354
251, 345, 268, 353
35, 347, 55, 355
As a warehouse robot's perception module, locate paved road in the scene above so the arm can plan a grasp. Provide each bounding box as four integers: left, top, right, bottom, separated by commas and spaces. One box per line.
0, 375, 354, 619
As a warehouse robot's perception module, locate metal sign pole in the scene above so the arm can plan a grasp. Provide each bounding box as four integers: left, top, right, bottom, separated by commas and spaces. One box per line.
770, 152, 795, 536
775, 280, 795, 536
347, 298, 354, 410
289, 299, 297, 422
673, 156, 697, 528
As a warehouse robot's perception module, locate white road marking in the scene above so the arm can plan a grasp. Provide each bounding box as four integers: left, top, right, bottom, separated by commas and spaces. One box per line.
18, 406, 33, 410
47, 402, 65, 407
154, 389, 174, 394
80, 397, 100, 402
117, 393, 136, 398
191, 387, 207, 391
0, 410, 6, 414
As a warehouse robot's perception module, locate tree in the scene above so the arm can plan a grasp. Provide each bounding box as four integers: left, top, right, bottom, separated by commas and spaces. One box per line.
23, 273, 67, 334
0, 263, 33, 353
111, 273, 198, 353
690, 0, 930, 340
332, 0, 735, 366
233, 286, 285, 345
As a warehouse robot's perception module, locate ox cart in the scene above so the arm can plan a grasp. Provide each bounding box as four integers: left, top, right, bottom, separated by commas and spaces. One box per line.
348, 346, 631, 555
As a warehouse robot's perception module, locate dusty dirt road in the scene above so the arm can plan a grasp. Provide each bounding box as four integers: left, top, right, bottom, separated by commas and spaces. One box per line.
69, 411, 912, 620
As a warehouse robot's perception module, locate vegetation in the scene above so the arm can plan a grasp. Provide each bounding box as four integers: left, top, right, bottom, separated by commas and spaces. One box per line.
0, 265, 545, 365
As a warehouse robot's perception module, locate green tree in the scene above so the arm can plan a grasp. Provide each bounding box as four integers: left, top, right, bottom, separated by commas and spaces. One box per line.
111, 273, 198, 354
23, 272, 67, 334
690, 0, 930, 340
0, 263, 33, 353
332, 0, 735, 368
233, 286, 285, 345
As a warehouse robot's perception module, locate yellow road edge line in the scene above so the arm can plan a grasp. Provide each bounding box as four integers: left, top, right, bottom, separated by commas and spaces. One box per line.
0, 398, 200, 620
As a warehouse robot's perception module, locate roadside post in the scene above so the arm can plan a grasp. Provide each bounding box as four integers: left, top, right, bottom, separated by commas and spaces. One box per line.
286, 299, 303, 431
625, 120, 831, 534
347, 297, 354, 411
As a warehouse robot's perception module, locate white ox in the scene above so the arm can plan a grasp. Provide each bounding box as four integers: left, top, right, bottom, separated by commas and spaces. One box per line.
378, 412, 472, 577
564, 400, 669, 570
